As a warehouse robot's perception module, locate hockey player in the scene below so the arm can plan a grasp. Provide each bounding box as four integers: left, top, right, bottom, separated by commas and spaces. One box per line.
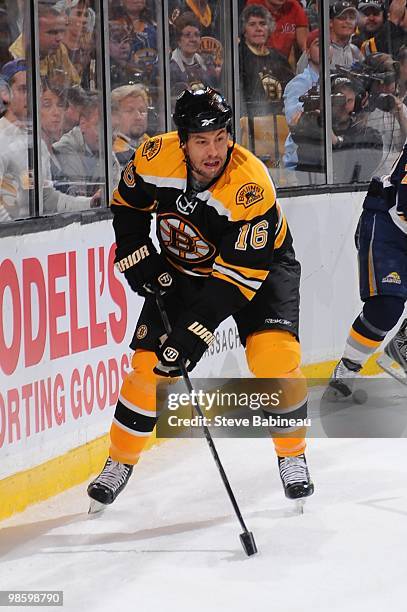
87, 87, 314, 509
326, 144, 407, 398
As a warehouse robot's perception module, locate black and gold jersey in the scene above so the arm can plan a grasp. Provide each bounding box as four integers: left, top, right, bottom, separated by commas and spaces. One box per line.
111, 131, 291, 325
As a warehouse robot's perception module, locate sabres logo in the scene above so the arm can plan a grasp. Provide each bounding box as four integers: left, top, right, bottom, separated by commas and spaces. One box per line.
142, 137, 162, 161
382, 272, 401, 285
236, 183, 264, 208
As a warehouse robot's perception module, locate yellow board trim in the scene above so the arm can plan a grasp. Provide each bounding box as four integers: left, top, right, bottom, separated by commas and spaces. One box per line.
0, 354, 385, 522
0, 430, 162, 522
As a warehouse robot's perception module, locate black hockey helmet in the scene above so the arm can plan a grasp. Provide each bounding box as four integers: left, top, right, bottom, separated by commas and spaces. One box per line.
173, 87, 233, 144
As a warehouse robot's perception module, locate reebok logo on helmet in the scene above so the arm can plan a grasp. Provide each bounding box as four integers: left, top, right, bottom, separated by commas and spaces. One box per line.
201, 118, 216, 127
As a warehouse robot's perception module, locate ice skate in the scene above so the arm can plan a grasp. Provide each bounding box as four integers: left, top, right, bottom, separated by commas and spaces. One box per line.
322, 358, 362, 402
377, 319, 407, 385
87, 457, 133, 513
278, 454, 314, 512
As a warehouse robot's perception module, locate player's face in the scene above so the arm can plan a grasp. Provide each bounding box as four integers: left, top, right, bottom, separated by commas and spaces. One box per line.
244, 17, 269, 46
184, 128, 229, 183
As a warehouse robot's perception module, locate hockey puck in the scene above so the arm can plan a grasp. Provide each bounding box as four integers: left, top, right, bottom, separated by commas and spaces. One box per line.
352, 389, 368, 404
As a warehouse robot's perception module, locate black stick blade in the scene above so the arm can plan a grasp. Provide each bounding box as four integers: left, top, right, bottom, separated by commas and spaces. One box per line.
240, 531, 258, 556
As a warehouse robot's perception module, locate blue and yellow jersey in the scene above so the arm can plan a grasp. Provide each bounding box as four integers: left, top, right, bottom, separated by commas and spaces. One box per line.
383, 143, 407, 232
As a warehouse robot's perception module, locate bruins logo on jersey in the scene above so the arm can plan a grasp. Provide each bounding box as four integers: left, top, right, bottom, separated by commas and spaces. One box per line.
158, 213, 216, 263
260, 73, 283, 101
236, 183, 264, 208
142, 137, 162, 161
136, 324, 148, 339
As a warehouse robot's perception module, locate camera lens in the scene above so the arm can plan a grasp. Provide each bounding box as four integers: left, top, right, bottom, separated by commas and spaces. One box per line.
375, 93, 396, 112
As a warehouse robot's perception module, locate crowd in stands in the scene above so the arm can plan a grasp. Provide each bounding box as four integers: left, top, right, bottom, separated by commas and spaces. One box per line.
1, 0, 407, 220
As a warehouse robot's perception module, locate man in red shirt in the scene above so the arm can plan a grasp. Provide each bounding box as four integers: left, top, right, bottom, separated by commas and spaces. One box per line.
245, 0, 308, 59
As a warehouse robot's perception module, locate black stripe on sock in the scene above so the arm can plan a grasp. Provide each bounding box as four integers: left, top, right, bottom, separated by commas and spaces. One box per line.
114, 400, 157, 434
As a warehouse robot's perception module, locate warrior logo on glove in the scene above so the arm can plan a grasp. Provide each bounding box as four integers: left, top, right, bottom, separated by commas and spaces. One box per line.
158, 272, 173, 288
163, 347, 180, 362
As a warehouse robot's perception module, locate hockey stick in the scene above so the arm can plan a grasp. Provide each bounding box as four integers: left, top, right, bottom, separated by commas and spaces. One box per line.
155, 292, 258, 557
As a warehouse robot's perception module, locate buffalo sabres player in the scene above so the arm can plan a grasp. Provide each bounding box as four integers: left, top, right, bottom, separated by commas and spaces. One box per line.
87, 87, 314, 511
326, 144, 407, 399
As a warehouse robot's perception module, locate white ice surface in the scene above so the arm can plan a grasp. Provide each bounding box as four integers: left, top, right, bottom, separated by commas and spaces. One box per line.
1, 436, 407, 612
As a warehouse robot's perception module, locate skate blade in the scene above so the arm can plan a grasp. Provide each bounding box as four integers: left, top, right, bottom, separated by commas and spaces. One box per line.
88, 499, 107, 515
377, 354, 407, 386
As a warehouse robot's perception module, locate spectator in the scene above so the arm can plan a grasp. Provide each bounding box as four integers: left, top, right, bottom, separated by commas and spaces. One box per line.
364, 52, 407, 171
397, 45, 407, 101
0, 60, 27, 131
122, 0, 157, 52
109, 20, 138, 89
283, 28, 321, 169
60, 0, 95, 87
52, 91, 120, 196
0, 78, 9, 117
330, 0, 363, 69
108, 4, 159, 96
169, 0, 220, 38
40, 79, 66, 155
111, 84, 150, 168
0, 61, 30, 221
291, 74, 383, 182
9, 4, 81, 88
353, 0, 385, 49
39, 78, 91, 194
5, 0, 24, 41
0, 8, 13, 67
170, 12, 216, 98
62, 85, 88, 132
245, 0, 309, 62
239, 4, 294, 114
362, 0, 407, 58
0, 61, 92, 221
306, 0, 319, 31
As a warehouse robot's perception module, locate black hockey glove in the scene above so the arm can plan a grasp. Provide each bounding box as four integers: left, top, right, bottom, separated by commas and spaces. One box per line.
154, 315, 215, 377
115, 245, 174, 297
